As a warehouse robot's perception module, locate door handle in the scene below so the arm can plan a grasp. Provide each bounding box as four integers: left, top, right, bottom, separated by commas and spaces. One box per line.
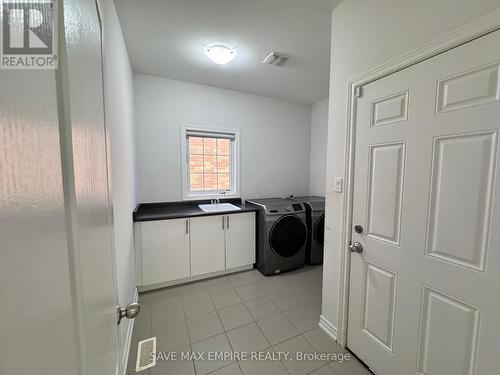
226, 216, 229, 229
117, 302, 140, 324
349, 241, 363, 253
222, 216, 225, 230
186, 219, 189, 234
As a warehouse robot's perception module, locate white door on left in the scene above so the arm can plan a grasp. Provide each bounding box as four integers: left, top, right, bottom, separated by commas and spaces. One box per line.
0, 0, 121, 374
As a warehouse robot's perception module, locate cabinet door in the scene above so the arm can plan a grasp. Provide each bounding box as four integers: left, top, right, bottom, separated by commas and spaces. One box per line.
226, 212, 256, 268
141, 219, 190, 285
190, 215, 226, 276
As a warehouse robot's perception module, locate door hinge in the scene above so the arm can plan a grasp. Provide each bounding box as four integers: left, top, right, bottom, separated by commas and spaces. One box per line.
354, 86, 362, 98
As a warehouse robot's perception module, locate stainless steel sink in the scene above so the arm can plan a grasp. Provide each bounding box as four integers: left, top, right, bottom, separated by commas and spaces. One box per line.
198, 203, 241, 213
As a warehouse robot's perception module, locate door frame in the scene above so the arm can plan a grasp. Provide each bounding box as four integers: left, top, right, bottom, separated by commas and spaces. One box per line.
335, 8, 500, 347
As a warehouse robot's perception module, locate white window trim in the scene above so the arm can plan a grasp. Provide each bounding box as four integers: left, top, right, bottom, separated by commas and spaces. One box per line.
180, 125, 241, 201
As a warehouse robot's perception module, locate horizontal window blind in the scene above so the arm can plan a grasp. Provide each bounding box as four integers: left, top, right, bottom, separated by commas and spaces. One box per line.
186, 130, 236, 140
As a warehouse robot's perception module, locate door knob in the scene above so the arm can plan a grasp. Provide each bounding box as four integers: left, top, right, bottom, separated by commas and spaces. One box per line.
117, 302, 140, 324
349, 241, 363, 253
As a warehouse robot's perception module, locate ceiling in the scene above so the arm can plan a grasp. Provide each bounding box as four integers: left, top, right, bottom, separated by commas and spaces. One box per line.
114, 0, 338, 104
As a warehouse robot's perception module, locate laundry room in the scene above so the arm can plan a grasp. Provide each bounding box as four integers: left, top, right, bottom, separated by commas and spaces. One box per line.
128, 1, 332, 372
114, 0, 341, 373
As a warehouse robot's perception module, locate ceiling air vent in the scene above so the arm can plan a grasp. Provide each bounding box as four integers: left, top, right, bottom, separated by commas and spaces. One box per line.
135, 337, 157, 372
262, 52, 288, 66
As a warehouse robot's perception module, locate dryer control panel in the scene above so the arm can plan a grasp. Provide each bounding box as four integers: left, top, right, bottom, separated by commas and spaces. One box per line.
268, 203, 305, 214
246, 198, 306, 215
272, 202, 304, 215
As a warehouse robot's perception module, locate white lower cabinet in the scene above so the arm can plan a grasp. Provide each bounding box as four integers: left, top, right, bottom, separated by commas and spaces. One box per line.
190, 215, 226, 276
136, 211, 256, 288
139, 218, 190, 285
226, 212, 256, 268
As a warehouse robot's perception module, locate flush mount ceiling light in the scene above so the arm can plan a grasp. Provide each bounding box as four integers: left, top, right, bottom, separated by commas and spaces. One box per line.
205, 45, 236, 65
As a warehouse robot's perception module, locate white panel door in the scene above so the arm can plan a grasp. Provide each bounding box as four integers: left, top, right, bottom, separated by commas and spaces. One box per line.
1, 1, 120, 374
190, 215, 226, 276
141, 219, 190, 285
61, 0, 120, 373
226, 213, 256, 268
348, 29, 500, 375
0, 37, 79, 375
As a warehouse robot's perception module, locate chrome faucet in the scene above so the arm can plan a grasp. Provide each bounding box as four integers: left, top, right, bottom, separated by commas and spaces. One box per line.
214, 191, 227, 205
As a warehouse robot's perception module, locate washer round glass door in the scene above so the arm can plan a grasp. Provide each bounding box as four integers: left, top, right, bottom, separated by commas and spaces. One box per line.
269, 215, 307, 257
314, 214, 325, 246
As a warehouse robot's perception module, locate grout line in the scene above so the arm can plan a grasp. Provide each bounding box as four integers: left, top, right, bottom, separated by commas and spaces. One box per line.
179, 285, 199, 375
209, 290, 239, 374
270, 330, 304, 347
235, 360, 244, 375
204, 361, 237, 375
207, 288, 230, 350
305, 363, 332, 375
219, 303, 254, 332
243, 299, 282, 321
210, 289, 243, 310
144, 267, 323, 375
252, 316, 272, 350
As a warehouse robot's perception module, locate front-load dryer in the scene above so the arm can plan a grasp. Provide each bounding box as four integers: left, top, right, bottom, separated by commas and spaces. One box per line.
246, 198, 307, 275
288, 196, 325, 265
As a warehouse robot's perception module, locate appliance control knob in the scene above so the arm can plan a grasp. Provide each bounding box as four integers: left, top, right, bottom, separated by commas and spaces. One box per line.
284, 205, 292, 211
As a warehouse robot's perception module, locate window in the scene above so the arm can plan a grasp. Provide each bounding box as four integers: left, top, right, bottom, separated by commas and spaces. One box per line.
181, 126, 240, 199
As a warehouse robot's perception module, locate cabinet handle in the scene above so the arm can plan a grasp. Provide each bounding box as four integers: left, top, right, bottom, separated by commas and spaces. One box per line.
226, 216, 229, 229
186, 219, 189, 234
222, 216, 225, 230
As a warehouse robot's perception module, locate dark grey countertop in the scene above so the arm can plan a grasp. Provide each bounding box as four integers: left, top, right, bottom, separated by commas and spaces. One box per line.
133, 198, 259, 222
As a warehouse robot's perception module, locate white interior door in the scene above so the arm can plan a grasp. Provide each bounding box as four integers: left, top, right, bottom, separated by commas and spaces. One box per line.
348, 29, 500, 375
61, 0, 120, 373
0, 34, 80, 375
1, 1, 120, 374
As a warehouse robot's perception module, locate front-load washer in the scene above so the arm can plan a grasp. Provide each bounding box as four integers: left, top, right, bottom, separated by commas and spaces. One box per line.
246, 198, 307, 275
288, 196, 325, 265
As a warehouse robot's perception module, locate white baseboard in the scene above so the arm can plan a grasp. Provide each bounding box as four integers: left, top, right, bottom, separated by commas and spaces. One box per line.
121, 288, 138, 375
319, 315, 338, 342
138, 264, 253, 292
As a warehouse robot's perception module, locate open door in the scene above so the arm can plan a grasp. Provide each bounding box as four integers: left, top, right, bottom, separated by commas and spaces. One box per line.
0, 0, 133, 374
57, 0, 121, 373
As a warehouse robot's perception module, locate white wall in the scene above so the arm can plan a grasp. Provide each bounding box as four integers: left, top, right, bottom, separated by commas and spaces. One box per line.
309, 98, 329, 196
101, 0, 137, 373
322, 0, 500, 337
134, 73, 312, 203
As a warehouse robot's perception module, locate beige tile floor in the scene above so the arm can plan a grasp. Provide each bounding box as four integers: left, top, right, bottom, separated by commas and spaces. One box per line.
127, 266, 372, 375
